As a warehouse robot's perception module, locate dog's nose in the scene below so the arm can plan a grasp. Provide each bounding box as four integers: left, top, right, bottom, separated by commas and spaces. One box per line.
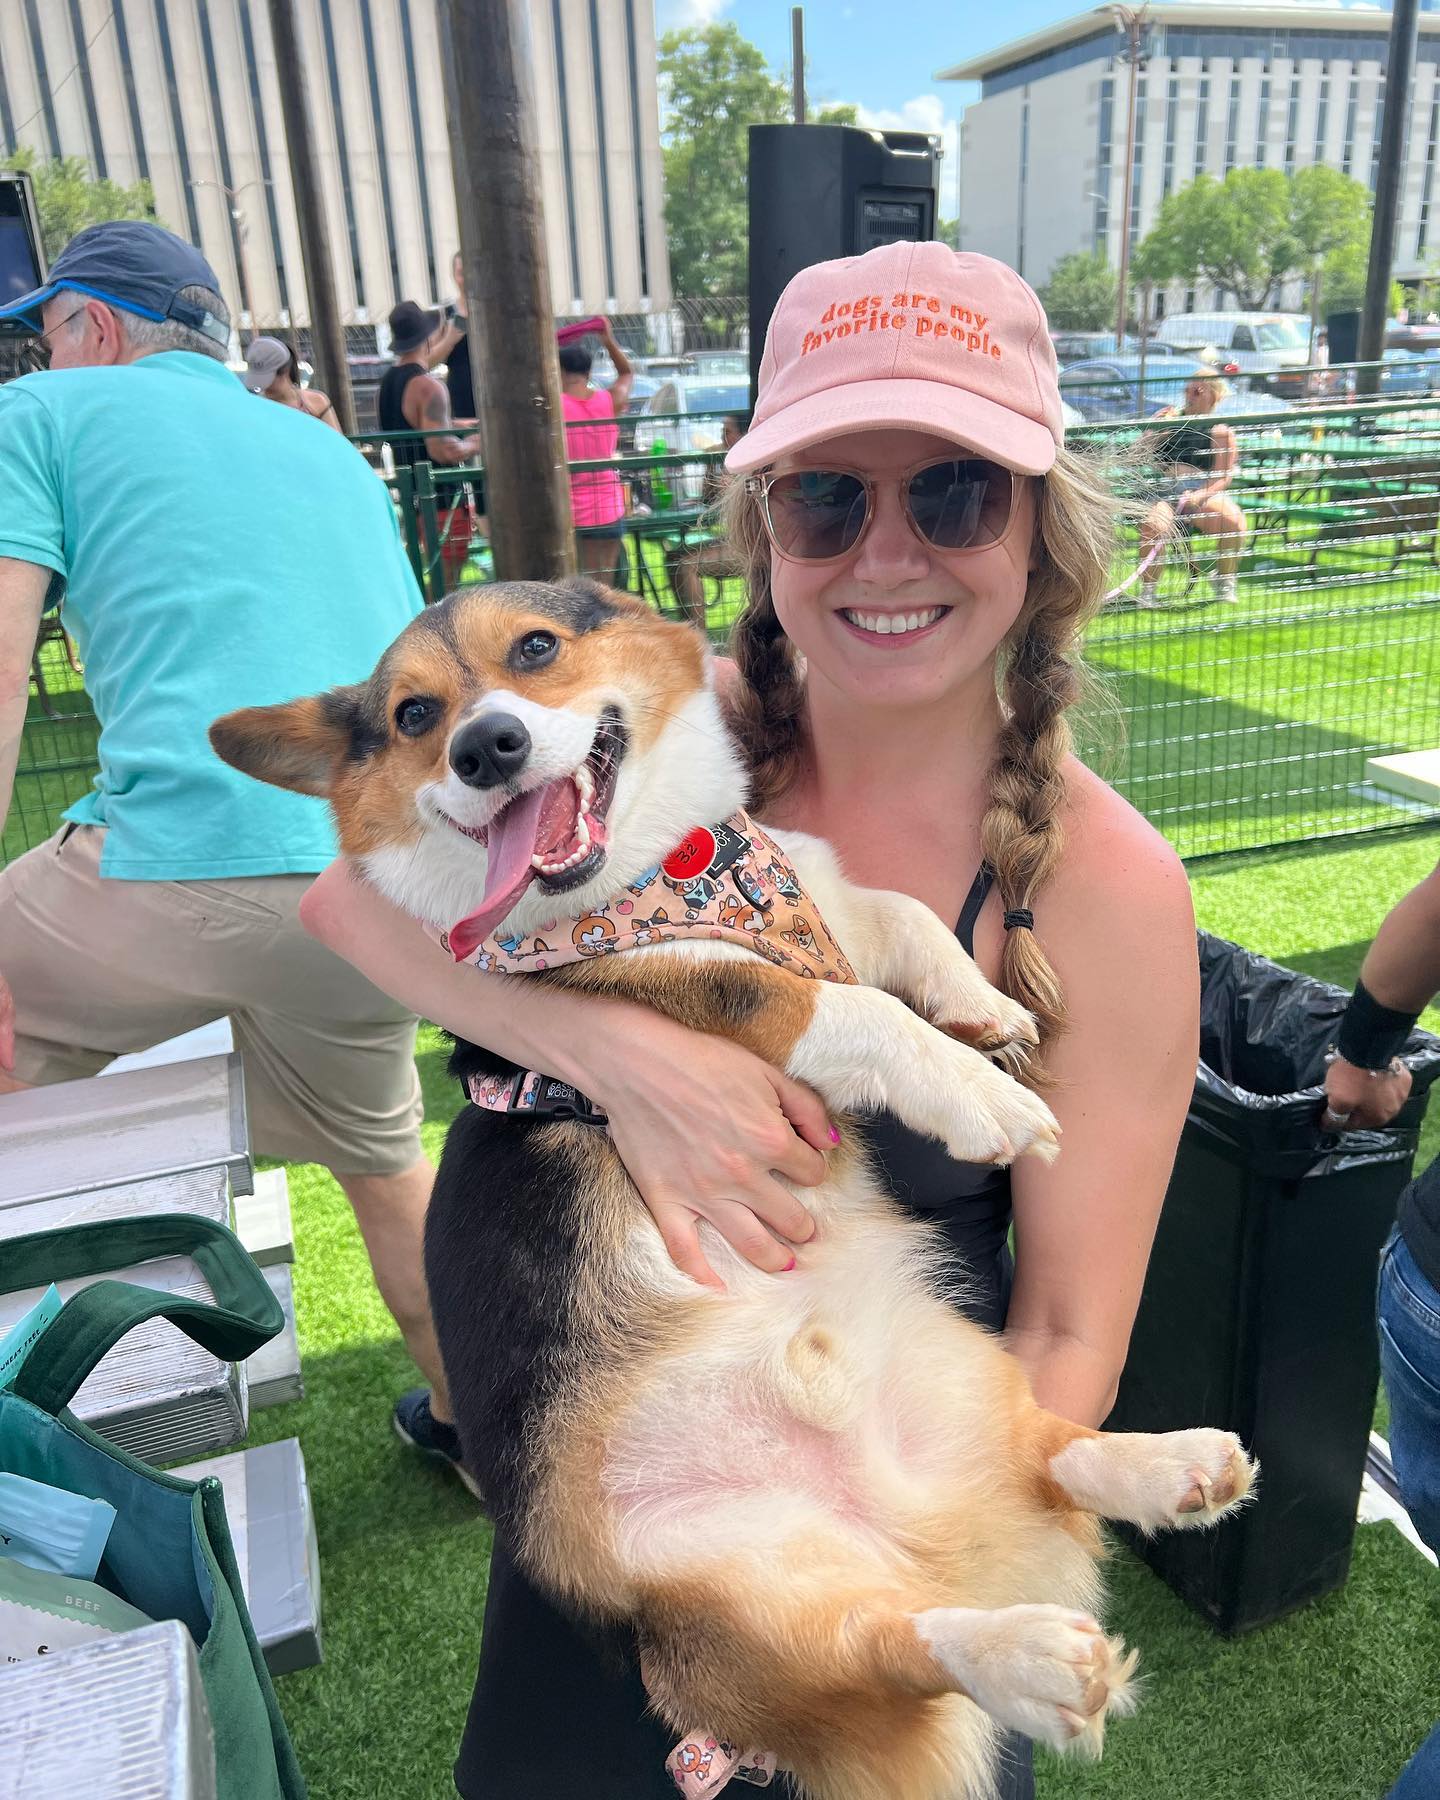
449, 713, 532, 788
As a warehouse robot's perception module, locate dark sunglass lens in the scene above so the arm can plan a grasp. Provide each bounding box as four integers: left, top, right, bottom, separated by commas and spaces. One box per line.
766, 471, 868, 560
909, 459, 1013, 549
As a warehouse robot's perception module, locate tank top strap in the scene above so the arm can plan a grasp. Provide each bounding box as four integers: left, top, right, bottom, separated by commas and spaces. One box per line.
956, 861, 995, 956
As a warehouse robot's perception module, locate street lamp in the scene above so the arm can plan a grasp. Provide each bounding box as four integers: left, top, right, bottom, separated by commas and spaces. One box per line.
189, 178, 272, 326
1101, 3, 1150, 351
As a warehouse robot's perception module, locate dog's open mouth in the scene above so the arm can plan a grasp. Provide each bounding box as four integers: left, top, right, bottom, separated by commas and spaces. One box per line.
446, 709, 626, 958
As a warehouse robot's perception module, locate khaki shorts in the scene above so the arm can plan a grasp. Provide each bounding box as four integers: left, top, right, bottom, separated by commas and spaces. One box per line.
1, 825, 424, 1176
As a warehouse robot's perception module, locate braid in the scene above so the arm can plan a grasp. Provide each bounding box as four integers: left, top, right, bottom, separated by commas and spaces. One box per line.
721, 471, 810, 814
729, 595, 808, 814
978, 443, 1127, 1079
980, 622, 1078, 1073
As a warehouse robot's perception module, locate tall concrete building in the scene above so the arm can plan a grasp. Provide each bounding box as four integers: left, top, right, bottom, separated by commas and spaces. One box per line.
0, 0, 671, 330
941, 1, 1440, 307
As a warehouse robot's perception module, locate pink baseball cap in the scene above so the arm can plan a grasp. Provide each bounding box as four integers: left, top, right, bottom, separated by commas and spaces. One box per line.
726, 241, 1063, 477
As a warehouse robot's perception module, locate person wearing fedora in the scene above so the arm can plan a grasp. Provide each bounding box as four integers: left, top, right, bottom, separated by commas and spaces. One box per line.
0, 222, 460, 1485
300, 239, 1199, 1799
242, 334, 341, 431
379, 300, 483, 594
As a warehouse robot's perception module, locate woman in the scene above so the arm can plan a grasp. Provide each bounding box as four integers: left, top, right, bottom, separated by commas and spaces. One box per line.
560, 321, 634, 585
299, 242, 1199, 1799
1137, 372, 1246, 607
241, 334, 341, 430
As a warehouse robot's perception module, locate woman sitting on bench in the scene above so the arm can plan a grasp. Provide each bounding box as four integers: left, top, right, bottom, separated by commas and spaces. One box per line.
1137, 373, 1246, 608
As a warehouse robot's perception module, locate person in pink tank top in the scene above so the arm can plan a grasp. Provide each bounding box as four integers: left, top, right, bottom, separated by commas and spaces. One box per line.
559, 320, 634, 584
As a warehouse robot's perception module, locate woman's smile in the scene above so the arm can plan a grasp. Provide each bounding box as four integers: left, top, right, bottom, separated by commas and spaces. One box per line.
835, 604, 952, 645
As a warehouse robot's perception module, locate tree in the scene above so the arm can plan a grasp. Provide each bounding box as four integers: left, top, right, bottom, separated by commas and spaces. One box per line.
1133, 165, 1376, 311
1038, 251, 1117, 330
658, 23, 855, 298
8, 146, 157, 261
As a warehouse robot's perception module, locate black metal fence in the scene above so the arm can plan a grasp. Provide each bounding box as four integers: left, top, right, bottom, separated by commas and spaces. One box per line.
10, 390, 1440, 871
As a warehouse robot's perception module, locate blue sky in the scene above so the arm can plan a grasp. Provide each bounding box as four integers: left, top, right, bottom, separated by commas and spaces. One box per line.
652, 0, 1089, 218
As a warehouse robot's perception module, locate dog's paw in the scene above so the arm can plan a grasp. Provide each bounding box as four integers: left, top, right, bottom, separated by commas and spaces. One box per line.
923, 972, 1040, 1066
1049, 1429, 1258, 1533
916, 1604, 1138, 1758
930, 1046, 1060, 1167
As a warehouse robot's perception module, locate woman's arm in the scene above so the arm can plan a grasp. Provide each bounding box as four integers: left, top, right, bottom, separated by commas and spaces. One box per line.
1188, 421, 1237, 505
1004, 780, 1199, 1426
299, 860, 830, 1285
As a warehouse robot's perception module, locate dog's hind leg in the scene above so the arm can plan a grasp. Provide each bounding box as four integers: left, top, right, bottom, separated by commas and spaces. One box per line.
1025, 1407, 1258, 1532
638, 1575, 1134, 1799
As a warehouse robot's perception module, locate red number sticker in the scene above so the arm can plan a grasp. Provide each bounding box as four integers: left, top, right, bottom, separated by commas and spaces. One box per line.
662, 826, 717, 881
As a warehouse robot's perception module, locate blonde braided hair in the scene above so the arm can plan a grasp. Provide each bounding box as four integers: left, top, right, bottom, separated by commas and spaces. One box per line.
720, 445, 1123, 1076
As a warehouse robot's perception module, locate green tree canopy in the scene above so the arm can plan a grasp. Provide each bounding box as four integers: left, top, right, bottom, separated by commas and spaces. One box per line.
658, 23, 856, 297
1133, 166, 1376, 311
1038, 251, 1118, 330
8, 146, 157, 262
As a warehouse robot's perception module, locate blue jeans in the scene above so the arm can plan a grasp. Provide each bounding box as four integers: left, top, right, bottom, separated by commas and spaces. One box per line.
1379, 1228, 1440, 1800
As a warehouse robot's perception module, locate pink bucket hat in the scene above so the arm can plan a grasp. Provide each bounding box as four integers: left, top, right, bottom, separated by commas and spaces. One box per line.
726, 241, 1063, 477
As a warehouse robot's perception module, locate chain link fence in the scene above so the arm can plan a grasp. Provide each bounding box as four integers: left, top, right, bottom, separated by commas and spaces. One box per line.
10, 385, 1440, 871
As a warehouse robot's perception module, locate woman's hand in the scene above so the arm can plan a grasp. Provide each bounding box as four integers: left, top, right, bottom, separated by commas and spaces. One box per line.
586, 1014, 835, 1289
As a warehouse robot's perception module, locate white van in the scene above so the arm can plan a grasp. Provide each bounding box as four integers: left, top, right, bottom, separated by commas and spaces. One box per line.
1151, 311, 1318, 396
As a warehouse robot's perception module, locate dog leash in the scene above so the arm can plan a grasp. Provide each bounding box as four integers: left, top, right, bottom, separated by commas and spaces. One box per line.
1102, 541, 1162, 602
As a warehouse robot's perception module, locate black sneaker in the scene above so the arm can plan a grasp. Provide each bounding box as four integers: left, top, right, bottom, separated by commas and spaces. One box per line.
392, 1388, 486, 1503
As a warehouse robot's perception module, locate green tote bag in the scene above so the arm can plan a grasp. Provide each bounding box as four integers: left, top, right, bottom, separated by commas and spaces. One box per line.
0, 1212, 306, 1800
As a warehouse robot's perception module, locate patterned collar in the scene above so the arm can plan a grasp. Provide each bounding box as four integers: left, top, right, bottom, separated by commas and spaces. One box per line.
440, 809, 856, 987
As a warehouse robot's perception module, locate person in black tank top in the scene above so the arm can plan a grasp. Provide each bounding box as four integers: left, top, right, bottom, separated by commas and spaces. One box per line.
379, 300, 483, 595
1136, 369, 1248, 607
304, 244, 1200, 1800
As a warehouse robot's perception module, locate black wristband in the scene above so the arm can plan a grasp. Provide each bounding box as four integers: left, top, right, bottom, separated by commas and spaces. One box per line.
1335, 979, 1420, 1071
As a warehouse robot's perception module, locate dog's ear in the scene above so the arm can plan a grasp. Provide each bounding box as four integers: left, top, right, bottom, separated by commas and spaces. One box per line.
209, 686, 369, 797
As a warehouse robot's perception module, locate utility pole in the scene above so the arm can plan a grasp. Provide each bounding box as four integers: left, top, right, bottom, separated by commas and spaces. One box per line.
437, 0, 574, 581
1357, 0, 1420, 397
265, 0, 356, 434
792, 8, 806, 126
1108, 4, 1150, 349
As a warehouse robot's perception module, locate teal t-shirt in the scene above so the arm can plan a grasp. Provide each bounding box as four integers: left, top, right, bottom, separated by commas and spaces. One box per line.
0, 352, 422, 878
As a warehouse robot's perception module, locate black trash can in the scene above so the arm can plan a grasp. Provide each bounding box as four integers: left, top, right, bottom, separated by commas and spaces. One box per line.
1106, 932, 1440, 1635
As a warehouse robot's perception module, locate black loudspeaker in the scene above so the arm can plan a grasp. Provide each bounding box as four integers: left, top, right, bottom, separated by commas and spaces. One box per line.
748, 124, 941, 402
0, 171, 46, 331
1325, 309, 1362, 368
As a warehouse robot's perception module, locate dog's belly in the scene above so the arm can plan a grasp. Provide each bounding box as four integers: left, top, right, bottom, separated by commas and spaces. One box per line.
601, 1233, 1016, 1579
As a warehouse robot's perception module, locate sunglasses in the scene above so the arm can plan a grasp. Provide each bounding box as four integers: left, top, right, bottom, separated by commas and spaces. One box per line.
19, 304, 88, 374
746, 457, 1020, 565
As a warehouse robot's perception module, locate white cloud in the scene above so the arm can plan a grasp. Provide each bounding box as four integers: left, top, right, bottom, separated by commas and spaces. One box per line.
654, 0, 732, 29
852, 95, 962, 222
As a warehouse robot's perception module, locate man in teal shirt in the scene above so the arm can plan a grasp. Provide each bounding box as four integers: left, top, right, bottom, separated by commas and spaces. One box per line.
0, 223, 466, 1483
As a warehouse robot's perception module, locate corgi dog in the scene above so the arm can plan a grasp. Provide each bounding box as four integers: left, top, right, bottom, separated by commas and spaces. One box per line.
211, 579, 1255, 1800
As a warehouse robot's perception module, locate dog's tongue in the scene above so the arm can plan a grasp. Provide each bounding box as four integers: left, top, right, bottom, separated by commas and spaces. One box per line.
448, 785, 551, 962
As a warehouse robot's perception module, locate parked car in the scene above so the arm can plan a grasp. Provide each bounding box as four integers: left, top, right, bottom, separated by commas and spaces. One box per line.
1385, 318, 1440, 354
632, 375, 751, 502
1050, 330, 1173, 366
1057, 356, 1212, 422
1151, 311, 1320, 398
1377, 348, 1440, 396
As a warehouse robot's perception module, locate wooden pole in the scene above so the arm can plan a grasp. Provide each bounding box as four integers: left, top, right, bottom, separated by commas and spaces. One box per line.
265, 0, 356, 434
791, 9, 806, 127
1357, 0, 1420, 397
437, 0, 574, 582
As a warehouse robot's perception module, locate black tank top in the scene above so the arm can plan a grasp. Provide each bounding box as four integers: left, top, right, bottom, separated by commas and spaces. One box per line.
378, 361, 429, 474
864, 863, 1014, 1307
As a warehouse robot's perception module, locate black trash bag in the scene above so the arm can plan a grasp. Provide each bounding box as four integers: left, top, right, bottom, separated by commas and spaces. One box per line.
1191, 931, 1440, 1180
1107, 932, 1440, 1634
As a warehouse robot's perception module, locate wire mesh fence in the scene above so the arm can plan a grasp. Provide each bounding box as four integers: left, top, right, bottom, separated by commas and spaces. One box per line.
9, 392, 1440, 871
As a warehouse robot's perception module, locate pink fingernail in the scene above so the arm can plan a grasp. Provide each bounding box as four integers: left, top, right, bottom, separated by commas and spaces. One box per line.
784, 1255, 798, 1272
828, 1125, 841, 1145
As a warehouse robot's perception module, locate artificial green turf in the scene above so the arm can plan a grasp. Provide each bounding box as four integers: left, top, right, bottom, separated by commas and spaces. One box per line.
227, 829, 1440, 1800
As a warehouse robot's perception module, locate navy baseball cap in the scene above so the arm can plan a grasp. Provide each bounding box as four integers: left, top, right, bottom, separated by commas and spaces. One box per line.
0, 220, 229, 347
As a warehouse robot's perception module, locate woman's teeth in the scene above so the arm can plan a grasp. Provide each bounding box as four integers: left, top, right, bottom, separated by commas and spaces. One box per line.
840, 607, 946, 636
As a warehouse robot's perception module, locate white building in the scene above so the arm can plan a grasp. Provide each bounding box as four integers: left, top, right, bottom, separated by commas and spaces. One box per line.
940, 1, 1440, 307
0, 0, 671, 331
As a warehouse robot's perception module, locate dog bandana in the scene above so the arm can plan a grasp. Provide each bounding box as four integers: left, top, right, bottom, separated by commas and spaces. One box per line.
666, 1733, 777, 1793
441, 810, 857, 987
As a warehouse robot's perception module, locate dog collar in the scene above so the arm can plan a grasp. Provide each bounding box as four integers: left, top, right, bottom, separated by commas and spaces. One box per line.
441, 809, 858, 986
